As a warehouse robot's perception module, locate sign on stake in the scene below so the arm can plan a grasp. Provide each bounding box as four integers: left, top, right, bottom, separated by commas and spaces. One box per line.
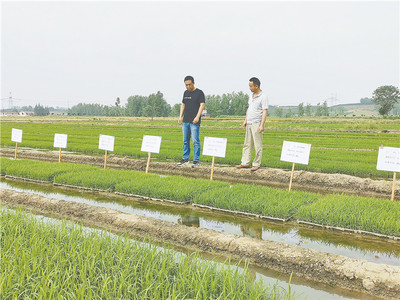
54, 133, 68, 163
280, 141, 311, 191
99, 134, 115, 169
11, 128, 23, 159
202, 137, 227, 180
141, 135, 162, 173
377, 146, 400, 201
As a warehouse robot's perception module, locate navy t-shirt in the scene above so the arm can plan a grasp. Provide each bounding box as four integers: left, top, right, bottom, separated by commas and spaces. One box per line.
182, 88, 205, 124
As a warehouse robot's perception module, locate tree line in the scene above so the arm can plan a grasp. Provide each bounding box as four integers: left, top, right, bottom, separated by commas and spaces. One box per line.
42, 85, 400, 117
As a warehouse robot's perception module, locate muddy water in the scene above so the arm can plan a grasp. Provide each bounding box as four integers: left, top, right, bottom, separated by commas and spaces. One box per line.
2, 177, 399, 269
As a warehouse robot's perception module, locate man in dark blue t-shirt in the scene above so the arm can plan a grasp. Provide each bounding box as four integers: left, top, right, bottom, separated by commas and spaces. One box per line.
177, 75, 205, 168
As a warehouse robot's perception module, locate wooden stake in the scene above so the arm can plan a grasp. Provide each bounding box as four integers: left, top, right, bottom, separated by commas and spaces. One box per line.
14, 142, 18, 159
58, 148, 62, 163
210, 156, 215, 181
104, 150, 108, 169
289, 162, 295, 191
392, 172, 397, 201
145, 152, 151, 173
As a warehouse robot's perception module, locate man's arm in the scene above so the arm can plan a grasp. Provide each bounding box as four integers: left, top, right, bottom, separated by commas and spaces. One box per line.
178, 103, 185, 124
258, 109, 268, 133
193, 103, 205, 124
242, 108, 249, 129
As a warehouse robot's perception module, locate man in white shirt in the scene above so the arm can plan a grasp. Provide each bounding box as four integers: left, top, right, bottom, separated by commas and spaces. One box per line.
236, 77, 269, 171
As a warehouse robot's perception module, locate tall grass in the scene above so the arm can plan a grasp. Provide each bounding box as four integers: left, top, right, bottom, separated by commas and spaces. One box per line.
0, 209, 292, 299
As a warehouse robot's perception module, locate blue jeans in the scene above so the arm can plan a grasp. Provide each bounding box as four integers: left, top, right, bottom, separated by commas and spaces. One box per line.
182, 122, 201, 162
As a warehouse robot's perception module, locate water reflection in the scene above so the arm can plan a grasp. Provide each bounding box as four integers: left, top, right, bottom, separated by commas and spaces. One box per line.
1, 177, 399, 267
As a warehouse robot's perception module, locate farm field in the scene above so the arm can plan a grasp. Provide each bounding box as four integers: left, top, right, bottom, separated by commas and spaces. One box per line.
1, 116, 399, 178
2, 157, 399, 237
1, 208, 292, 299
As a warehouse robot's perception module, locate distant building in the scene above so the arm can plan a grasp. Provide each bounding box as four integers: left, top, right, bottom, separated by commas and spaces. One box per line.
19, 111, 34, 116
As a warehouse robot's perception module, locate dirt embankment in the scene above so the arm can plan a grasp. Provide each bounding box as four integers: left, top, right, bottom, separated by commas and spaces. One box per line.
1, 189, 399, 299
1, 148, 398, 198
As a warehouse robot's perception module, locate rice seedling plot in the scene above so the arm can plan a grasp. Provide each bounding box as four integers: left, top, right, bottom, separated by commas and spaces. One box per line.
297, 194, 400, 237
1, 209, 289, 299
1, 117, 399, 178
193, 184, 319, 220
1, 157, 399, 236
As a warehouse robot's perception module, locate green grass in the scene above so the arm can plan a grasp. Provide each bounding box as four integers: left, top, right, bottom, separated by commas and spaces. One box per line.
1, 209, 292, 299
1, 117, 399, 178
1, 157, 399, 237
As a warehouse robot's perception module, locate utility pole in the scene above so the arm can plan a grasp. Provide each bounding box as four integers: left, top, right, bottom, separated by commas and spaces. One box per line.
9, 92, 13, 109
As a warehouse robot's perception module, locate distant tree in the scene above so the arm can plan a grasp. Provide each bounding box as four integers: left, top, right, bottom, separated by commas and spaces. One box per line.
171, 103, 181, 117
34, 104, 49, 116
372, 85, 400, 116
297, 102, 305, 117
115, 97, 121, 107
360, 97, 373, 105
205, 95, 221, 117
305, 103, 313, 117
126, 95, 147, 117
144, 91, 171, 119
230, 92, 248, 115
274, 107, 283, 118
315, 101, 329, 117
285, 108, 295, 118
68, 103, 105, 116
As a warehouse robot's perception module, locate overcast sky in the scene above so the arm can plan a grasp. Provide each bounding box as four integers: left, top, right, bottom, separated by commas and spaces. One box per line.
1, 0, 399, 109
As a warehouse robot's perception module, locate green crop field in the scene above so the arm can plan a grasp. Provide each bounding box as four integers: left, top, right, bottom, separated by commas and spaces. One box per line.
2, 157, 399, 236
1, 209, 292, 299
1, 116, 399, 178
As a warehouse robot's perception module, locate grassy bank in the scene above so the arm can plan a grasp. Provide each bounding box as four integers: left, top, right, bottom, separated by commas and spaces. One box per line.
1, 157, 399, 236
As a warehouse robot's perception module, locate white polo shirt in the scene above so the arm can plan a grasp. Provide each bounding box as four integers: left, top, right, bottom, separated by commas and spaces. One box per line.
246, 91, 269, 124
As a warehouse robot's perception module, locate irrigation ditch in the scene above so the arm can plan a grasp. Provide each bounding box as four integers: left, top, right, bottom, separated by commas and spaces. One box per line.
1, 185, 400, 299
1, 147, 398, 199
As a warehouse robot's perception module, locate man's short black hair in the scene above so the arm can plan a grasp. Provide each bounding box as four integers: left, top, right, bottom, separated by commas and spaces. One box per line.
184, 75, 194, 83
249, 77, 261, 88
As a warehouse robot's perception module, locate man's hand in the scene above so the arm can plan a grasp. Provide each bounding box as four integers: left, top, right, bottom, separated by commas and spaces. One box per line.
258, 125, 264, 133
193, 117, 200, 124
242, 120, 247, 129
178, 117, 183, 125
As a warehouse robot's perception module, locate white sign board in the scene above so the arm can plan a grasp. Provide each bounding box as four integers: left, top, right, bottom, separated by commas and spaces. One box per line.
11, 128, 23, 143
54, 133, 68, 148
377, 146, 400, 172
202, 137, 227, 158
98, 134, 115, 152
141, 135, 162, 153
280, 141, 311, 165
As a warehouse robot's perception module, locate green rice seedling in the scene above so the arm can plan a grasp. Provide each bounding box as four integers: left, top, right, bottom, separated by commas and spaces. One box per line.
115, 175, 230, 202
296, 194, 400, 236
194, 184, 319, 220
0, 209, 293, 299
54, 168, 152, 191
3, 159, 98, 181
0, 157, 18, 174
